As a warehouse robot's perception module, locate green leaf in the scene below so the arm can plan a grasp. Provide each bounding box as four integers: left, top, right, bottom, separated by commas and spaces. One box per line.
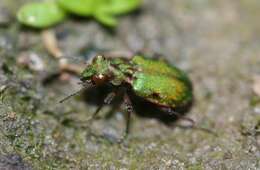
99, 0, 142, 15
57, 0, 98, 16
17, 2, 66, 28
94, 12, 118, 27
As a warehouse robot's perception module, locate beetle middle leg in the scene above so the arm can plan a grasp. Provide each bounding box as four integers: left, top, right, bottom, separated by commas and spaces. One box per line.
87, 91, 117, 122
118, 92, 134, 141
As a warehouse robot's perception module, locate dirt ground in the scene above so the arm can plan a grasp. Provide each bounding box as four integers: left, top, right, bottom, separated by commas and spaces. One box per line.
0, 0, 259, 169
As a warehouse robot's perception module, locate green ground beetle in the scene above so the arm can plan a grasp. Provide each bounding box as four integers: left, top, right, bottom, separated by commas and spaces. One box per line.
61, 55, 193, 139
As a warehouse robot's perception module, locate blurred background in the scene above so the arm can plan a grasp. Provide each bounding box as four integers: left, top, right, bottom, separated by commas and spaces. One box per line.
0, 0, 259, 169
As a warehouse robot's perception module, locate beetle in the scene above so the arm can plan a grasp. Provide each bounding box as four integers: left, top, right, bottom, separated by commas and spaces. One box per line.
61, 55, 193, 139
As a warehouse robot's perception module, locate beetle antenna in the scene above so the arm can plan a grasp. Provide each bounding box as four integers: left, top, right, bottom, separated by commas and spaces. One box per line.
59, 88, 85, 103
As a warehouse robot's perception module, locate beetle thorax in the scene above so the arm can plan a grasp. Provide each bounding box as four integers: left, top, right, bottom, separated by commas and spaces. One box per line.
80, 56, 134, 86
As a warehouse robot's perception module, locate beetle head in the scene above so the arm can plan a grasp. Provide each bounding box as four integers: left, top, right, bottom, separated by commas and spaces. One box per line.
80, 55, 111, 85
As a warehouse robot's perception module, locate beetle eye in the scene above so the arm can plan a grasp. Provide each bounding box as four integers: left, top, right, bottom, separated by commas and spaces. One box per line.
92, 74, 107, 85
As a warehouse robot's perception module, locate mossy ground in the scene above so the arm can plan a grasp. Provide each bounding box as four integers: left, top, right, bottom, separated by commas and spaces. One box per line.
0, 0, 259, 169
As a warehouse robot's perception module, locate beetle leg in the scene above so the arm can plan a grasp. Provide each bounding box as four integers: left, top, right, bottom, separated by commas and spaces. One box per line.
87, 92, 117, 121
120, 93, 133, 140
166, 108, 195, 127
166, 108, 217, 135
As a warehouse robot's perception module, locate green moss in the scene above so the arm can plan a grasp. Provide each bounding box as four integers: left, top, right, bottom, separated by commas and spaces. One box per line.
187, 164, 204, 170
250, 96, 260, 107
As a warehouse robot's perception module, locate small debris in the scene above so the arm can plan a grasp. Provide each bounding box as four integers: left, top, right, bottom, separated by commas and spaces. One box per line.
223, 151, 233, 160
7, 112, 16, 120
17, 52, 45, 71
59, 72, 72, 82
59, 58, 84, 74
41, 29, 86, 75
253, 75, 260, 96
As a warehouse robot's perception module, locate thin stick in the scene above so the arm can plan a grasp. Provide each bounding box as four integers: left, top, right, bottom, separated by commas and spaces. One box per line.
42, 29, 63, 59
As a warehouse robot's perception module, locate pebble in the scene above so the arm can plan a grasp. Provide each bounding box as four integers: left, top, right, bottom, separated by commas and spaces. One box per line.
17, 52, 45, 71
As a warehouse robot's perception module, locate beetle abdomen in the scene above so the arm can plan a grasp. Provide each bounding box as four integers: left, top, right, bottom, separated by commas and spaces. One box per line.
131, 56, 192, 108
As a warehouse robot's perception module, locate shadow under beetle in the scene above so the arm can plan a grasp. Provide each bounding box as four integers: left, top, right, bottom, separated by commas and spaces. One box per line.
61, 55, 193, 139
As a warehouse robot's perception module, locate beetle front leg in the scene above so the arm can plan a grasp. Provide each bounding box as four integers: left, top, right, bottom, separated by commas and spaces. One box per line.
87, 91, 117, 121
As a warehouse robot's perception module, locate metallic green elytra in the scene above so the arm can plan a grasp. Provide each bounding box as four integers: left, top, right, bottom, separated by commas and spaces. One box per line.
17, 2, 66, 28
81, 55, 192, 108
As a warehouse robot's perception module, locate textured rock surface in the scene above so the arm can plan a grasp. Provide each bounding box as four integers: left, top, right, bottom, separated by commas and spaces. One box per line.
0, 0, 259, 169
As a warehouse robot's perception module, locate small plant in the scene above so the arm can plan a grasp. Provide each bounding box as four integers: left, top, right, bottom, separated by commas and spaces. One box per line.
17, 0, 142, 28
